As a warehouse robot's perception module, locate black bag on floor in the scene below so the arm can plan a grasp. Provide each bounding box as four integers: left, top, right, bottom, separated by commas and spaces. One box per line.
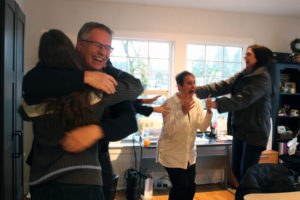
124, 168, 146, 200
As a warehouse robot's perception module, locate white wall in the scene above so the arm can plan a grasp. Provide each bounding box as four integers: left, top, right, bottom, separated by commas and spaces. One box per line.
22, 0, 300, 98
15, 0, 24, 10
22, 0, 300, 73
21, 0, 300, 193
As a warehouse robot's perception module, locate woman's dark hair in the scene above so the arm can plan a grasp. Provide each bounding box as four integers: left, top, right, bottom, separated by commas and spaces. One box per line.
39, 29, 98, 131
39, 29, 82, 70
176, 71, 194, 86
248, 44, 275, 96
248, 44, 273, 71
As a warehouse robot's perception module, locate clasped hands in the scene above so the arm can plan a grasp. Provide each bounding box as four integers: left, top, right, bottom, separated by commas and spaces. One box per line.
205, 95, 217, 114
179, 94, 217, 115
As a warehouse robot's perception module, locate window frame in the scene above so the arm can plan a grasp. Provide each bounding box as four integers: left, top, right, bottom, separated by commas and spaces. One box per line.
111, 36, 174, 98
186, 42, 247, 128
186, 42, 247, 85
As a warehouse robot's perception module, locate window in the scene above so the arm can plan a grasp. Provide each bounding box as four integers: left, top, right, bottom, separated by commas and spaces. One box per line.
187, 43, 244, 86
110, 38, 173, 138
110, 38, 172, 108
187, 43, 245, 127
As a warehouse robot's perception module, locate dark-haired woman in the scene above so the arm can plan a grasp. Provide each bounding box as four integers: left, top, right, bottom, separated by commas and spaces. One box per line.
196, 44, 273, 183
22, 29, 142, 200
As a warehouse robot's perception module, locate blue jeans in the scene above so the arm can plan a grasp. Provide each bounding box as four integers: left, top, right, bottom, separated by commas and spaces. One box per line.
30, 181, 105, 200
231, 137, 264, 183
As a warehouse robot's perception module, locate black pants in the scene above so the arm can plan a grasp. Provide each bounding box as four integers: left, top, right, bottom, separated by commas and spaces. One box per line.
165, 164, 196, 200
30, 181, 104, 200
98, 141, 114, 200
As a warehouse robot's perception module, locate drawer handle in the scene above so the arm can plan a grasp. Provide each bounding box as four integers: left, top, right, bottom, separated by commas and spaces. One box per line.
260, 155, 269, 159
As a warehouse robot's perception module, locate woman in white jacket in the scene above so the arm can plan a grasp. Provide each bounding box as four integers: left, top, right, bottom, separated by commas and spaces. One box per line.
157, 71, 212, 200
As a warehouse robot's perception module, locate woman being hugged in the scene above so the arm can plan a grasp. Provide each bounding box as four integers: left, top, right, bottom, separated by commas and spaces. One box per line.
157, 71, 212, 200
22, 29, 139, 200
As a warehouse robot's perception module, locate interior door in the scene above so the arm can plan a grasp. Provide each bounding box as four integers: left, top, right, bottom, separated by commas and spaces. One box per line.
1, 0, 25, 200
14, 3, 25, 199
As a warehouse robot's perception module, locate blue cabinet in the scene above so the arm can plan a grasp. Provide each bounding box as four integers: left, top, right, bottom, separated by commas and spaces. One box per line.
270, 62, 300, 153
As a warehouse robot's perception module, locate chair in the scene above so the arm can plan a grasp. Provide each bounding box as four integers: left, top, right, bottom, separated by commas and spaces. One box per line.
235, 163, 299, 200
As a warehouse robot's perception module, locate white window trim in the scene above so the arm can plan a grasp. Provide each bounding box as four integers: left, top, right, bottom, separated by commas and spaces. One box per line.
111, 37, 174, 97
187, 41, 248, 70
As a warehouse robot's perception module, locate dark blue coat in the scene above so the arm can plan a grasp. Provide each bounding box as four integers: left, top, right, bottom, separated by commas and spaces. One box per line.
196, 66, 272, 148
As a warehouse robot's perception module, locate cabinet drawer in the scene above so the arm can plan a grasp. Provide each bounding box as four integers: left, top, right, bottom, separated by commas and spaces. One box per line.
258, 150, 278, 164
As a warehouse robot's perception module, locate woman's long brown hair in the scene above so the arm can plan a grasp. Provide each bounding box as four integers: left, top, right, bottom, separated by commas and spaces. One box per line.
38, 29, 99, 131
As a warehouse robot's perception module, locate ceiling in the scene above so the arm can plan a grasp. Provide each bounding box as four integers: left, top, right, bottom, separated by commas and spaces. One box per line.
98, 0, 300, 18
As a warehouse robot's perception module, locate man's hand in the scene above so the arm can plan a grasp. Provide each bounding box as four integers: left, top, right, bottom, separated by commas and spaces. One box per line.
61, 124, 104, 153
140, 95, 161, 104
84, 71, 117, 94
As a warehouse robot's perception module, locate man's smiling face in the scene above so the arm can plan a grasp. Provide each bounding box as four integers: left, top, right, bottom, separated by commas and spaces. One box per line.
77, 28, 112, 70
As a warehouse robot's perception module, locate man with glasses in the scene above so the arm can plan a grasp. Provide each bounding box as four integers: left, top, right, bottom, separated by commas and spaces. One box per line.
23, 22, 143, 200
77, 23, 114, 71
80, 39, 114, 52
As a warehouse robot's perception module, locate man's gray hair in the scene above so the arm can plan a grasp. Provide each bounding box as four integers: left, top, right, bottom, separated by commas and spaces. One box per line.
77, 22, 113, 40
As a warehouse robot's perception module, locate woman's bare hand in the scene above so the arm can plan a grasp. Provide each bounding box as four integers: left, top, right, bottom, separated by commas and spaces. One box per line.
180, 96, 195, 115
153, 102, 171, 115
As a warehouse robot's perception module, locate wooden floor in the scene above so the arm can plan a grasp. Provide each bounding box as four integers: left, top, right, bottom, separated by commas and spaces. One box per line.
24, 184, 235, 200
114, 184, 235, 200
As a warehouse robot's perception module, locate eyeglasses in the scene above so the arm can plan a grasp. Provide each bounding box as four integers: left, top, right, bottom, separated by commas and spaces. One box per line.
81, 39, 114, 52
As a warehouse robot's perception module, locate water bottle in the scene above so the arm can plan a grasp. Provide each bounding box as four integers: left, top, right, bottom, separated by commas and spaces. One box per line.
144, 177, 153, 199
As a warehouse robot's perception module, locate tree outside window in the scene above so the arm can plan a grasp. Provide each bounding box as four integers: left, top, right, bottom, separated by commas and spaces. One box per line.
110, 39, 172, 138
110, 39, 171, 94
187, 43, 245, 126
